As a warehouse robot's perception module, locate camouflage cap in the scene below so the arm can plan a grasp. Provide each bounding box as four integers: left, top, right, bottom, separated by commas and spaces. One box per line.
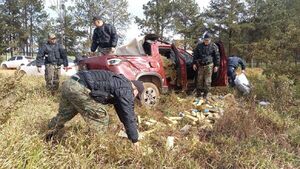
48, 33, 56, 39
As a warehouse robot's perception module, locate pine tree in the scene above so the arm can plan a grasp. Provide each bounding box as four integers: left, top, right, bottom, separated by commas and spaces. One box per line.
204, 0, 245, 54
135, 0, 173, 38
173, 0, 204, 49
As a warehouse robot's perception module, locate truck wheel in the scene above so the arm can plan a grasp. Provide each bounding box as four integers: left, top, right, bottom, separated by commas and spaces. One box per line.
140, 82, 160, 106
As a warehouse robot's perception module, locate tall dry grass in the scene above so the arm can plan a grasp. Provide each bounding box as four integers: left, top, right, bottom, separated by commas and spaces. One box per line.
0, 69, 299, 168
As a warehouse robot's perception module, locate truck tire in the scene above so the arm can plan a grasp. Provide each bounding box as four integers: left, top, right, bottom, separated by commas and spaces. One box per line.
140, 82, 160, 106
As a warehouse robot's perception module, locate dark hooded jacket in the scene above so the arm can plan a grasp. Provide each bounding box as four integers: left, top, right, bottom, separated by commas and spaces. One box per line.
193, 42, 220, 66
91, 23, 118, 52
228, 55, 246, 70
36, 42, 68, 67
76, 70, 138, 143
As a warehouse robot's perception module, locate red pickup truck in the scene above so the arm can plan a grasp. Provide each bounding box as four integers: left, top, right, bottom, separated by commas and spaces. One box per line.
79, 40, 227, 106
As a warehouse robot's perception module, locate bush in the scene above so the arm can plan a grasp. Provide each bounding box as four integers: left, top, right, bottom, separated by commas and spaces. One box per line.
248, 73, 295, 111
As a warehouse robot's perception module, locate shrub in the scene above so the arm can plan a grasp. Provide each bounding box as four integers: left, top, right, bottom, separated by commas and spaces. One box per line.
248, 73, 295, 111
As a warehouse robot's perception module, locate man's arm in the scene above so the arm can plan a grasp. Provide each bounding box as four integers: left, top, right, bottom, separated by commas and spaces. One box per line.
59, 44, 68, 67
238, 57, 246, 70
110, 25, 118, 47
114, 89, 138, 143
91, 29, 99, 52
36, 45, 45, 67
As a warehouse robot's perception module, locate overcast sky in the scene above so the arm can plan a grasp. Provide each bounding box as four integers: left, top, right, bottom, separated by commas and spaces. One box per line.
45, 0, 210, 43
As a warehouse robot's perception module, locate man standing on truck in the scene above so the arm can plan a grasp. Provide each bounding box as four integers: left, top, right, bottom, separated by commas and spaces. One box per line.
193, 33, 220, 99
91, 16, 118, 55
227, 55, 246, 87
36, 33, 68, 94
45, 70, 144, 150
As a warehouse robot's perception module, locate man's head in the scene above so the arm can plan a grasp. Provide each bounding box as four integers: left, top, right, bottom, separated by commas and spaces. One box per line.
48, 33, 57, 44
203, 33, 212, 45
93, 16, 103, 27
131, 80, 144, 99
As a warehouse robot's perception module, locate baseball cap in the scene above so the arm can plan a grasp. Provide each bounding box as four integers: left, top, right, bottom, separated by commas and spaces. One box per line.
204, 33, 212, 39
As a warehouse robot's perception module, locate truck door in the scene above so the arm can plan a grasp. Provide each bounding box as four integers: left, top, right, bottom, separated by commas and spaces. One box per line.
211, 41, 228, 86
171, 44, 188, 90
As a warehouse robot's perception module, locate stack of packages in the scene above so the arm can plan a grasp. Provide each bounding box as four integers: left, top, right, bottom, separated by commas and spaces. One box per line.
164, 96, 225, 129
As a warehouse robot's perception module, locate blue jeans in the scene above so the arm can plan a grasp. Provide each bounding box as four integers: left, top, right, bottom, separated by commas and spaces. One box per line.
227, 66, 236, 87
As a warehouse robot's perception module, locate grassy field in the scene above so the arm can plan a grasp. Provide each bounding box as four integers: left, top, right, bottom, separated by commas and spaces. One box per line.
0, 68, 299, 168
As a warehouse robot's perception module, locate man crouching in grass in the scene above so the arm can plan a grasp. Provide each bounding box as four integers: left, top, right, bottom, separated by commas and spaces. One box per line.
45, 70, 144, 150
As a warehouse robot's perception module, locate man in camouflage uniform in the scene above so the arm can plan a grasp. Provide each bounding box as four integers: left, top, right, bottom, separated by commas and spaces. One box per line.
193, 33, 220, 98
46, 70, 144, 149
36, 33, 68, 93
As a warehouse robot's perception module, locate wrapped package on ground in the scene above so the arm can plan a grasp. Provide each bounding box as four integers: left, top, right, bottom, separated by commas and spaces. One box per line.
234, 73, 251, 95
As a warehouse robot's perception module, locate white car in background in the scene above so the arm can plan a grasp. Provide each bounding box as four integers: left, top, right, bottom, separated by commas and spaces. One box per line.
19, 59, 77, 76
1, 55, 33, 69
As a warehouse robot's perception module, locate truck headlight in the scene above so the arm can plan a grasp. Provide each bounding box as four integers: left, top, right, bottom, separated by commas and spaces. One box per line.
107, 58, 122, 66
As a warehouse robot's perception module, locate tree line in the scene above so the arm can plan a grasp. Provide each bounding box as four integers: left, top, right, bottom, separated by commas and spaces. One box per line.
0, 0, 130, 57
0, 0, 299, 75
135, 0, 300, 75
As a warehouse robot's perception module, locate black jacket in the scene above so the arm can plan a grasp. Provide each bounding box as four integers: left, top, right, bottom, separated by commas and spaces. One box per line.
36, 42, 68, 67
91, 23, 118, 52
76, 70, 138, 143
228, 55, 246, 70
193, 42, 220, 66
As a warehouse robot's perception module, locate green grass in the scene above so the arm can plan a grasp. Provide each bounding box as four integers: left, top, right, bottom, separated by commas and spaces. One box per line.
0, 69, 299, 168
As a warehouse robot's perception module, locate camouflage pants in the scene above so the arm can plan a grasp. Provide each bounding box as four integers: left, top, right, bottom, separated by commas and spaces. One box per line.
45, 64, 60, 91
48, 78, 109, 133
195, 63, 213, 94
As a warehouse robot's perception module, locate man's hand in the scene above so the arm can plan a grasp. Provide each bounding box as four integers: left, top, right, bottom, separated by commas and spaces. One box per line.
37, 67, 41, 73
64, 67, 69, 72
193, 64, 197, 71
213, 66, 219, 72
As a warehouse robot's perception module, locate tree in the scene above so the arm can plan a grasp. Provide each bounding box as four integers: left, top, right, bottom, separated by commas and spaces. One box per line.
0, 0, 47, 57
21, 0, 47, 56
204, 0, 245, 54
173, 0, 204, 49
71, 0, 106, 40
59, 6, 85, 55
1, 0, 21, 57
0, 3, 9, 55
135, 0, 173, 39
102, 0, 130, 44
71, 0, 130, 48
